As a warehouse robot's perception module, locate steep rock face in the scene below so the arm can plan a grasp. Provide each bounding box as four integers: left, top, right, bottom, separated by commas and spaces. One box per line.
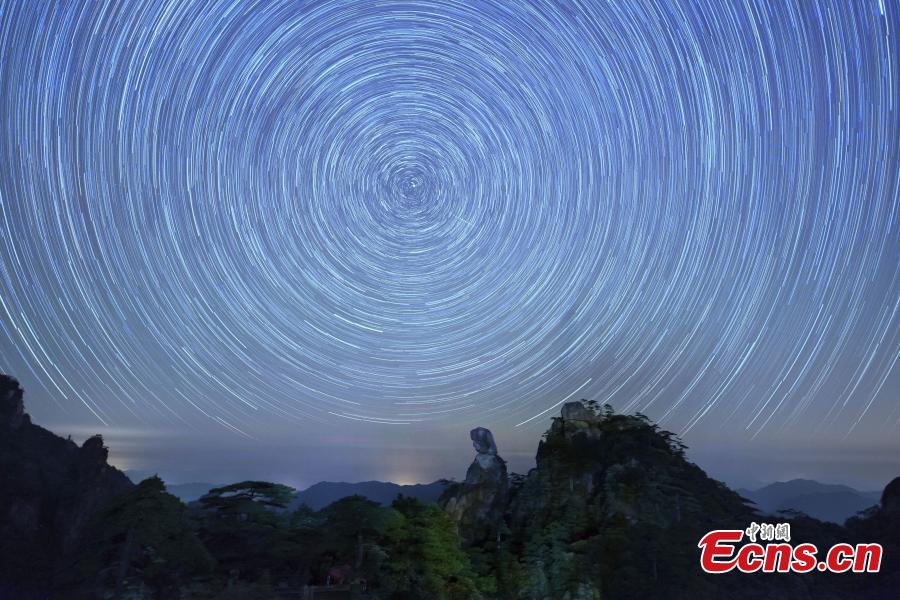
881, 476, 900, 517
843, 476, 900, 598
440, 427, 509, 546
466, 402, 851, 600
470, 426, 498, 455
506, 402, 761, 598
519, 401, 728, 529
0, 375, 29, 429
0, 373, 133, 591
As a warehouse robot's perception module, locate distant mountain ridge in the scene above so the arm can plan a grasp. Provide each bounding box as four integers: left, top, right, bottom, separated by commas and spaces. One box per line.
133, 472, 886, 525
738, 478, 881, 524
288, 479, 447, 510
131, 470, 884, 527
124, 476, 448, 506
158, 476, 883, 526
125, 471, 221, 503
151, 479, 450, 510
165, 482, 221, 503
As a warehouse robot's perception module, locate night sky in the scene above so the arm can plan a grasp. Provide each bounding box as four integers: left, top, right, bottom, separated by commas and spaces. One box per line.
1, 1, 897, 490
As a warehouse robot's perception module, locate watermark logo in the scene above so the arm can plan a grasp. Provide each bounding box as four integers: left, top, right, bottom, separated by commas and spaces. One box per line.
698, 523, 882, 574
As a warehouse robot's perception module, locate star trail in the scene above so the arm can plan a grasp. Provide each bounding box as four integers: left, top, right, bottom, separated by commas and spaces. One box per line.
0, 0, 897, 462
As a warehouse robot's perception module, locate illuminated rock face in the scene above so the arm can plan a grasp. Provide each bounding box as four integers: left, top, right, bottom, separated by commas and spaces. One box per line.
561, 401, 595, 422
440, 427, 508, 546
470, 426, 498, 455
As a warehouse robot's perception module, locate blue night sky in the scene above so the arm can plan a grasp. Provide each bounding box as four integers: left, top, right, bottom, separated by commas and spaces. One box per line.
0, 1, 897, 490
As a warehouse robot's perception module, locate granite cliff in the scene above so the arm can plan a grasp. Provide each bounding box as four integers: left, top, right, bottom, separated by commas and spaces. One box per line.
0, 374, 132, 595
440, 426, 509, 546
440, 401, 899, 599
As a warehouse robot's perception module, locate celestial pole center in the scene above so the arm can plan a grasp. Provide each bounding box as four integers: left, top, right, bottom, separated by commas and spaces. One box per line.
0, 0, 896, 447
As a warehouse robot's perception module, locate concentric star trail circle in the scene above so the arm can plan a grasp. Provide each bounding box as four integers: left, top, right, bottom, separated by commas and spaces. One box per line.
0, 1, 897, 440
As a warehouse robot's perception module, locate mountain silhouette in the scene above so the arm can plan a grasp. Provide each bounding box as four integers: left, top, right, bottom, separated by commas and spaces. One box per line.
2, 375, 898, 598
164, 482, 222, 503
289, 480, 447, 511
0, 374, 132, 595
739, 479, 881, 524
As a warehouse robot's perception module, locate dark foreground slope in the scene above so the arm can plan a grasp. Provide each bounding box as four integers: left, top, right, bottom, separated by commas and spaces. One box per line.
0, 374, 133, 597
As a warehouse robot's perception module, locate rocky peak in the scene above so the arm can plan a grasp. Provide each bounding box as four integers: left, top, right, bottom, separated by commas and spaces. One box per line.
463, 427, 506, 486
0, 373, 29, 430
470, 426, 498, 455
561, 400, 596, 422
81, 434, 110, 461
0, 372, 133, 588
881, 476, 900, 516
440, 427, 509, 545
